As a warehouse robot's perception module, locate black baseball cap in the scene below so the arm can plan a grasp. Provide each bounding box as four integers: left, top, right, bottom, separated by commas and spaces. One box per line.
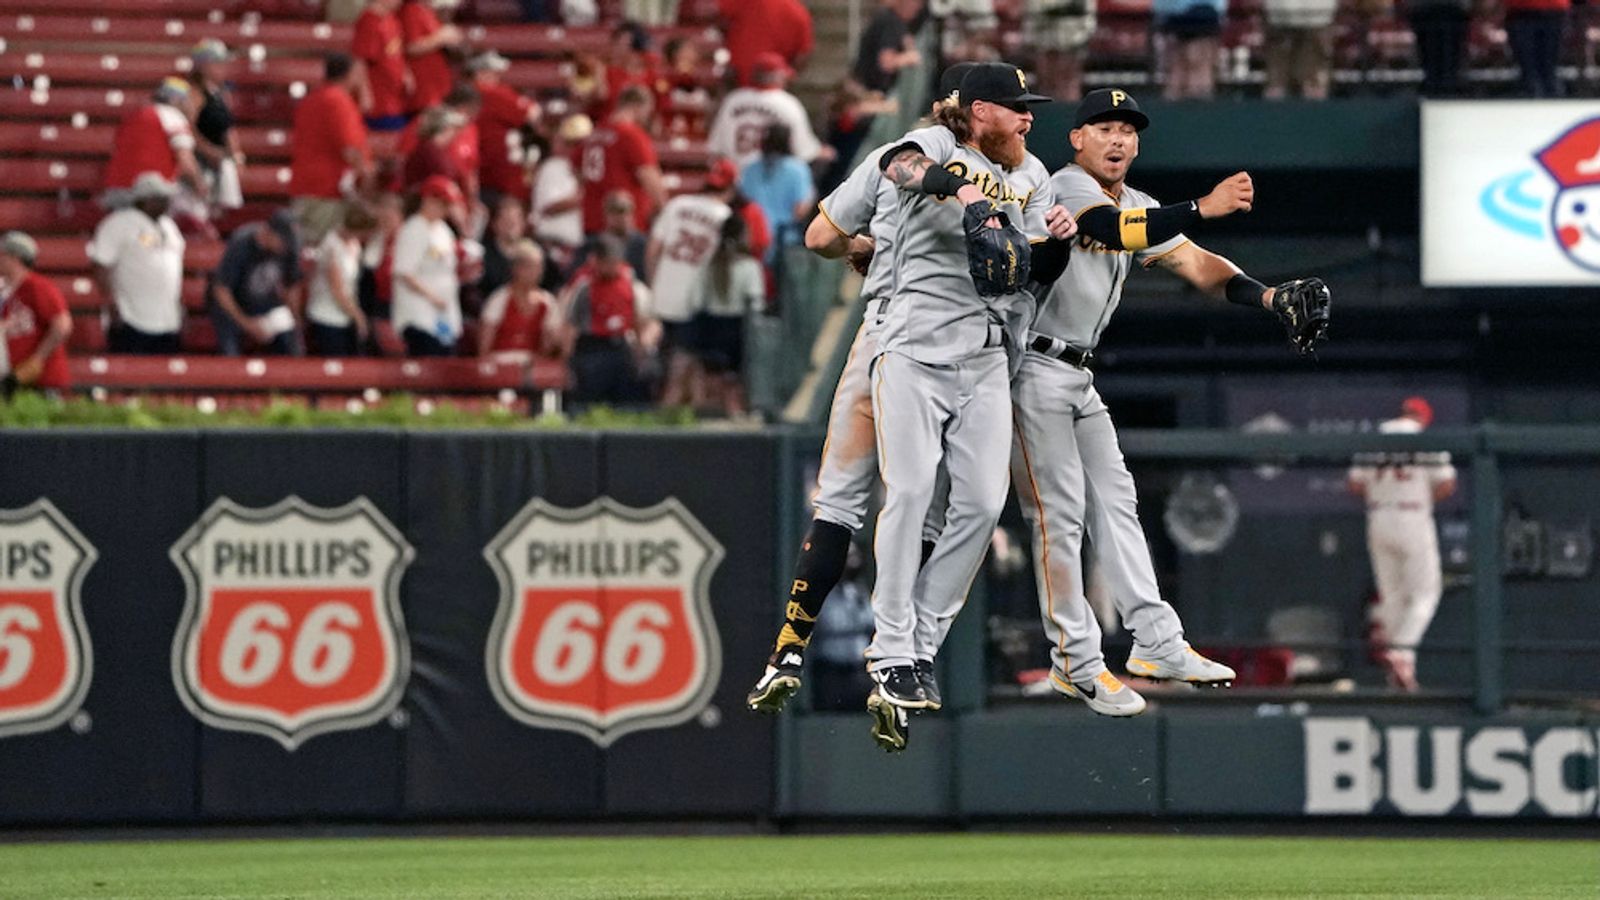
938, 62, 977, 101
958, 62, 1051, 110
1074, 88, 1149, 131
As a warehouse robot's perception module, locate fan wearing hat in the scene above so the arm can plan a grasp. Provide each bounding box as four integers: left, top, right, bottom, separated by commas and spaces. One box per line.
87, 173, 187, 354
1347, 397, 1457, 692
861, 62, 1078, 716
210, 210, 305, 356
643, 157, 744, 407
706, 51, 826, 169
392, 175, 466, 356
102, 78, 207, 208
1006, 87, 1331, 711
189, 39, 246, 211
0, 232, 71, 393
467, 50, 542, 210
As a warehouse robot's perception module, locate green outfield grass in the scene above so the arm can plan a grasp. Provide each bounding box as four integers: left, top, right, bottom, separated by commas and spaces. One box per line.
0, 832, 1594, 899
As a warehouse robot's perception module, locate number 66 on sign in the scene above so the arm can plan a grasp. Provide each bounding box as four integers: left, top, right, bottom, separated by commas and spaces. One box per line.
484, 497, 724, 747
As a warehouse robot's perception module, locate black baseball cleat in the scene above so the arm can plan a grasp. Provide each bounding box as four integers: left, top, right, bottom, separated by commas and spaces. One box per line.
870, 664, 931, 710
746, 646, 805, 713
914, 659, 942, 711
867, 688, 910, 752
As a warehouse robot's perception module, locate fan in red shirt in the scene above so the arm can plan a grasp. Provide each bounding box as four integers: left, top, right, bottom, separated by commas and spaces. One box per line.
655, 37, 713, 139
352, 0, 412, 130
289, 54, 373, 242
478, 240, 559, 360
392, 84, 481, 200
398, 0, 463, 113
599, 22, 660, 121
0, 233, 71, 393
103, 78, 206, 202
467, 51, 541, 207
580, 86, 667, 234
720, 0, 815, 86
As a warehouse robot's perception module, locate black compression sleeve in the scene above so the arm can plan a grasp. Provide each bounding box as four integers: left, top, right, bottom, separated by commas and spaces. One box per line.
1075, 200, 1203, 251
1226, 274, 1270, 308
1030, 237, 1073, 286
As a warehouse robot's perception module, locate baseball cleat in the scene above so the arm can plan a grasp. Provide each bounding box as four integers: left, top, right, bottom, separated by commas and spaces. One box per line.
871, 664, 931, 710
745, 647, 805, 713
1050, 670, 1148, 717
1125, 646, 1236, 686
867, 688, 910, 752
914, 659, 942, 711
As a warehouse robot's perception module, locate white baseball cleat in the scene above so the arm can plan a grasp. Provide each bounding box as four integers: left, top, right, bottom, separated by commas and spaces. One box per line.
1125, 646, 1236, 686
1049, 669, 1148, 717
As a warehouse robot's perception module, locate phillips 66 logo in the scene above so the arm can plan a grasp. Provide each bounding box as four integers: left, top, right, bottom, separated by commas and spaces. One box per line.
484, 497, 724, 746
170, 497, 413, 750
0, 500, 96, 739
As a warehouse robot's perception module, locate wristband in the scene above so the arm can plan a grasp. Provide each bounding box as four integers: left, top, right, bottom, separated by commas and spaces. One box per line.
922, 165, 973, 199
1226, 274, 1270, 309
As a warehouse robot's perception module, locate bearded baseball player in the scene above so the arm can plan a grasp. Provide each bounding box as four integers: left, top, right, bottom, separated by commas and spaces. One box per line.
863, 62, 1078, 749
1348, 396, 1455, 692
1014, 88, 1330, 715
745, 65, 979, 741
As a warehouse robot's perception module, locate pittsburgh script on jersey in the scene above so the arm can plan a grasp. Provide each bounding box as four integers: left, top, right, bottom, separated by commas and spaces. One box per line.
524, 539, 683, 577
944, 162, 1034, 206
208, 539, 374, 578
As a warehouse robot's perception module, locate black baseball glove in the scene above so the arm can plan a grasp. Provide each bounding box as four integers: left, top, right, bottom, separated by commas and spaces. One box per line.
964, 200, 1031, 297
1270, 277, 1331, 355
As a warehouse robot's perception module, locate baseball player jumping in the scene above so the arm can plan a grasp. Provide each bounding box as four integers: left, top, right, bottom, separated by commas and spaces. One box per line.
863, 62, 1078, 748
745, 66, 979, 743
1015, 88, 1331, 715
1348, 396, 1455, 692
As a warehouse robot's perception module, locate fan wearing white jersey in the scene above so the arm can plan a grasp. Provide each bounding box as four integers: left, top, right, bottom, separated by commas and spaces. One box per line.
646, 158, 740, 406
706, 52, 826, 169
1348, 396, 1456, 692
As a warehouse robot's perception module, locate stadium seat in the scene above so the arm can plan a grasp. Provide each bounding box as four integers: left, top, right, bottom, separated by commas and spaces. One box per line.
0, 197, 105, 233
2, 14, 352, 51
0, 0, 316, 19
0, 87, 297, 123
68, 354, 565, 392
62, 275, 209, 312
0, 50, 324, 89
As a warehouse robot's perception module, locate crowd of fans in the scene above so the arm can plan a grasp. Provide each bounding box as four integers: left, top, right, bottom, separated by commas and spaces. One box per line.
0, 0, 1579, 406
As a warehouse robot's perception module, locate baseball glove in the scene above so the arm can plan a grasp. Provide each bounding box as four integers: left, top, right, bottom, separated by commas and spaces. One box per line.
1270, 277, 1331, 355
964, 200, 1031, 297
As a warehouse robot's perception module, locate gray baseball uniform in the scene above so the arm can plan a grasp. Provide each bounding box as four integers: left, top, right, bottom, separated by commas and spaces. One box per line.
812, 141, 948, 658
1012, 163, 1190, 683
865, 125, 1053, 672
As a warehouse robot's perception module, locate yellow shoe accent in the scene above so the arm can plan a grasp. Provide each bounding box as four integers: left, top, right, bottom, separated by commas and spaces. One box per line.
1125, 657, 1156, 677
1095, 670, 1128, 693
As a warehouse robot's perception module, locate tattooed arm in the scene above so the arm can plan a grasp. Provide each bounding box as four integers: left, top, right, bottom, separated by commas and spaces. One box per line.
1147, 240, 1275, 309
878, 144, 986, 206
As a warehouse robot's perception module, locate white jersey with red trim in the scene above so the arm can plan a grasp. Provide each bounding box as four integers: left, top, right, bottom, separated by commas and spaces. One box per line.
1348, 417, 1457, 515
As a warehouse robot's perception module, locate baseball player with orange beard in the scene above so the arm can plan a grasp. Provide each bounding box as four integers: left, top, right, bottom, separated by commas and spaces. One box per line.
1348, 396, 1455, 692
1013, 88, 1330, 715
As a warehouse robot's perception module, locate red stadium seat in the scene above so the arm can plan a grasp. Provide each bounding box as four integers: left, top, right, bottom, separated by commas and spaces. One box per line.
6, 159, 105, 193
0, 49, 323, 89
0, 87, 296, 123
0, 0, 317, 19
1, 15, 351, 50
0, 197, 105, 233
68, 355, 566, 392
66, 313, 105, 353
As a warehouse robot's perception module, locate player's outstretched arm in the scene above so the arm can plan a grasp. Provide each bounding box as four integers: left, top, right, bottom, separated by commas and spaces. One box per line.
1152, 242, 1331, 355
1075, 172, 1254, 252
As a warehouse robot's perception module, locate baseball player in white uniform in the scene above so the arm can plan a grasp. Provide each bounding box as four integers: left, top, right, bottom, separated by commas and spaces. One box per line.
1348, 396, 1455, 692
746, 66, 982, 738
864, 62, 1079, 747
1016, 88, 1329, 715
